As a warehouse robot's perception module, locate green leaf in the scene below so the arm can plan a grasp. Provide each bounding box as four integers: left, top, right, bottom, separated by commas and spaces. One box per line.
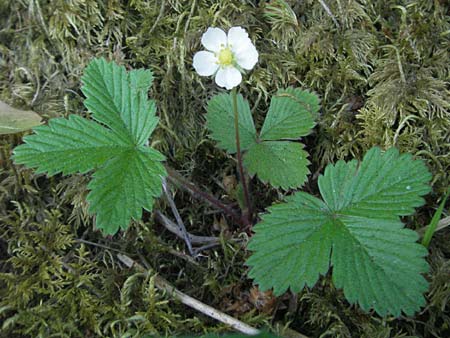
319, 147, 431, 216
87, 148, 166, 234
259, 88, 318, 141
421, 188, 449, 247
14, 58, 165, 235
206, 93, 257, 153
13, 115, 127, 176
0, 100, 42, 134
241, 88, 318, 189
243, 141, 310, 189
247, 147, 432, 316
81, 58, 158, 145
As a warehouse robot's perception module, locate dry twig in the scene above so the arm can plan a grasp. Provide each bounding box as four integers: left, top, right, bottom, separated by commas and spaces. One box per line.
117, 253, 261, 336
318, 0, 340, 28
162, 178, 194, 255
154, 210, 219, 245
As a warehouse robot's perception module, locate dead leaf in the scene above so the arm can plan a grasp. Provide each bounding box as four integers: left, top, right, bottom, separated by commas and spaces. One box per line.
222, 175, 237, 195
249, 286, 277, 314
0, 101, 42, 135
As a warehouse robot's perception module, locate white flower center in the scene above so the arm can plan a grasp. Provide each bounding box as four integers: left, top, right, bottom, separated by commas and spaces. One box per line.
217, 47, 233, 66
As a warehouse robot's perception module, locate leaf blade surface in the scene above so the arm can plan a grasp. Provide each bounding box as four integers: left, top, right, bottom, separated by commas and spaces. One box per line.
13, 115, 126, 175
206, 93, 257, 153
81, 58, 157, 145
243, 141, 310, 189
259, 88, 318, 141
247, 147, 431, 316
0, 101, 42, 134
87, 147, 166, 234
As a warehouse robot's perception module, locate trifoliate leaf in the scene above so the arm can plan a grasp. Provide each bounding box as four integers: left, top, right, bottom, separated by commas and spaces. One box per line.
247, 147, 432, 316
259, 88, 318, 141
241, 88, 319, 189
0, 100, 42, 134
206, 93, 257, 153
13, 58, 166, 235
243, 141, 310, 189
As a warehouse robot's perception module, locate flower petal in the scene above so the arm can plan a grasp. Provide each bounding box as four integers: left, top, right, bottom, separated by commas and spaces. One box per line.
227, 26, 251, 48
193, 51, 219, 76
234, 44, 259, 70
201, 27, 227, 52
227, 26, 258, 70
215, 66, 242, 90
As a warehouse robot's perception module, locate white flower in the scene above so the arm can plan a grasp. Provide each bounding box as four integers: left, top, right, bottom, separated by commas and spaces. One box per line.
193, 26, 258, 90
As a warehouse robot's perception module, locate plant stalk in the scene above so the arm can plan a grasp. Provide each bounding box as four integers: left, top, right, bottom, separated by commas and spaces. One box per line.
231, 88, 252, 226
165, 166, 244, 226
162, 179, 194, 256
421, 188, 450, 247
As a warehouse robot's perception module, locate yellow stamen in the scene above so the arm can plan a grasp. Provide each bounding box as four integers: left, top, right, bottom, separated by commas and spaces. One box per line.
218, 48, 233, 66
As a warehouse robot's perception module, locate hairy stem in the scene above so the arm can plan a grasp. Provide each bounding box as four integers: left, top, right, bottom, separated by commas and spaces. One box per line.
231, 88, 252, 226
165, 166, 244, 226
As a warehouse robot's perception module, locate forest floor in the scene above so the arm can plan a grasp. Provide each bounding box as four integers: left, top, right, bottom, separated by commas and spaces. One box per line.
0, 1, 449, 337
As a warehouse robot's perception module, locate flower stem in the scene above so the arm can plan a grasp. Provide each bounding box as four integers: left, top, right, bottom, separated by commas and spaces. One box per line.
231, 88, 252, 226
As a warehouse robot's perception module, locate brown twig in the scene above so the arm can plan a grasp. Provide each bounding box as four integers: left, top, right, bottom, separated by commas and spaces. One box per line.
154, 210, 219, 245
117, 253, 261, 335
162, 178, 194, 255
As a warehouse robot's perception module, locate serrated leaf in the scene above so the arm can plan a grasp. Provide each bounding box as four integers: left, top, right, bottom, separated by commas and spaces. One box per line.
87, 148, 166, 234
81, 58, 158, 145
130, 68, 154, 92
13, 115, 126, 175
13, 58, 165, 235
206, 93, 257, 153
243, 141, 310, 189
241, 88, 318, 189
247, 147, 431, 316
0, 101, 42, 134
247, 192, 332, 294
259, 88, 318, 141
319, 147, 431, 216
